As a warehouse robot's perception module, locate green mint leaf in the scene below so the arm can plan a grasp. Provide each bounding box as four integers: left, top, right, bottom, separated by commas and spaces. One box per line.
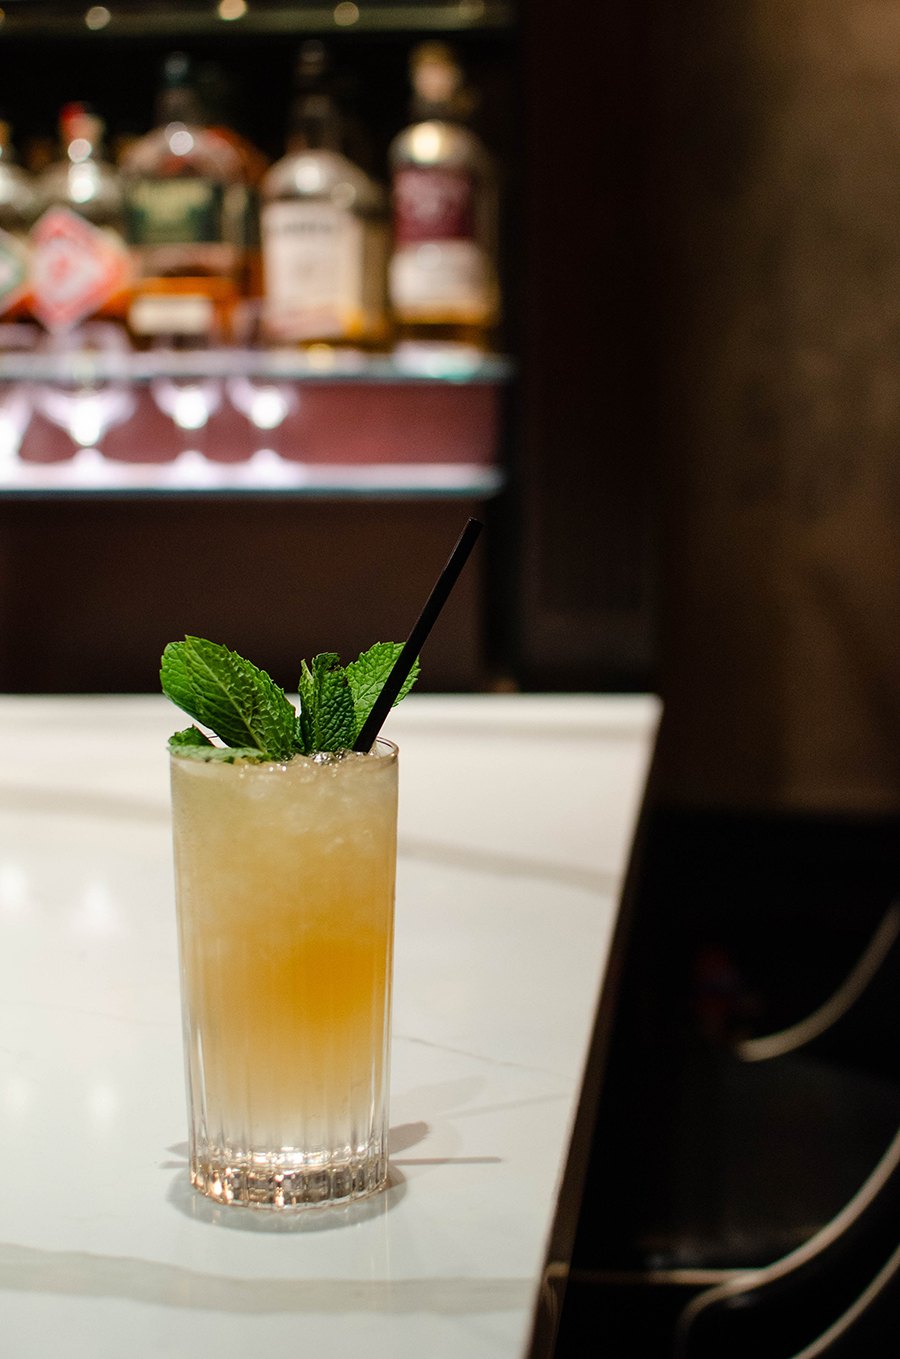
297, 652, 356, 753
345, 642, 420, 741
168, 725, 214, 749
161, 637, 297, 761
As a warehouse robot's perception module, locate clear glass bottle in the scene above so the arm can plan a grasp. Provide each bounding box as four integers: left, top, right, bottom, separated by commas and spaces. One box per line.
120, 52, 245, 348
30, 103, 132, 333
388, 43, 500, 351
0, 120, 37, 326
260, 42, 389, 350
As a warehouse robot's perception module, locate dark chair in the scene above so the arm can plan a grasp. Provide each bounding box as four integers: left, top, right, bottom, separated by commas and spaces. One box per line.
668, 901, 900, 1357
801, 1244, 900, 1358
673, 1123, 900, 1358
553, 847, 900, 1359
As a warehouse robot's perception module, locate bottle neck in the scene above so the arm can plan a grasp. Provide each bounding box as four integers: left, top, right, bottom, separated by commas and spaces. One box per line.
286, 93, 342, 155
156, 85, 205, 129
408, 44, 469, 127
410, 96, 464, 127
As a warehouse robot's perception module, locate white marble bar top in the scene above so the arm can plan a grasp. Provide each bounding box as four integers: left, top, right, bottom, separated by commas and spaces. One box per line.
0, 693, 659, 1359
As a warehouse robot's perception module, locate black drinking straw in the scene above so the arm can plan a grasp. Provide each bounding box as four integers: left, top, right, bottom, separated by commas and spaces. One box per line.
353, 517, 484, 752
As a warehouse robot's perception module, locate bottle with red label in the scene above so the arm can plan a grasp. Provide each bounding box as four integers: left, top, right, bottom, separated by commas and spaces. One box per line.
388, 43, 499, 352
30, 103, 132, 334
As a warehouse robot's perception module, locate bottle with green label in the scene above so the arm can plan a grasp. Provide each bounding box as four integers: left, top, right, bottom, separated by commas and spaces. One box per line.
260, 42, 389, 350
120, 52, 246, 348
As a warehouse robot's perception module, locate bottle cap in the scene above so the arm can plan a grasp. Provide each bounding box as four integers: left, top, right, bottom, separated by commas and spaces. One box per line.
410, 42, 462, 107
60, 102, 104, 153
157, 52, 204, 125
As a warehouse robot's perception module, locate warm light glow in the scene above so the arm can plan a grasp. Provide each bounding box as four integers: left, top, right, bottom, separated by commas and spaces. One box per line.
173, 388, 213, 430
293, 158, 325, 194
244, 447, 297, 484
67, 137, 92, 164
217, 0, 247, 19
409, 122, 444, 163
68, 165, 96, 204
168, 125, 195, 157
248, 386, 291, 430
166, 449, 220, 485
85, 5, 111, 30
333, 2, 360, 26
70, 396, 106, 447
153, 378, 221, 433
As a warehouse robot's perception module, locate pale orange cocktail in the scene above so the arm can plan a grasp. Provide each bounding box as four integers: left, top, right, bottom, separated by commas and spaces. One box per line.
170, 739, 398, 1208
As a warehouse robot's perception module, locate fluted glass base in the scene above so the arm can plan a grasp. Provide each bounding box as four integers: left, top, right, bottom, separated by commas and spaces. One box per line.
190, 1139, 388, 1209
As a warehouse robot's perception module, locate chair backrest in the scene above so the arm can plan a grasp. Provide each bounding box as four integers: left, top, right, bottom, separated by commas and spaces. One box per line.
790, 1241, 900, 1359
673, 1123, 900, 1359
735, 900, 900, 1075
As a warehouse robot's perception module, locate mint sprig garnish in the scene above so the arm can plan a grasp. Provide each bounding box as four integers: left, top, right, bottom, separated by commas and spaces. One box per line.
345, 642, 419, 733
297, 653, 356, 754
161, 637, 297, 761
168, 725, 214, 749
161, 637, 418, 760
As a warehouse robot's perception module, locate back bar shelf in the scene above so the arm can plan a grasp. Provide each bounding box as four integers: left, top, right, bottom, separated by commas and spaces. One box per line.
0, 346, 511, 498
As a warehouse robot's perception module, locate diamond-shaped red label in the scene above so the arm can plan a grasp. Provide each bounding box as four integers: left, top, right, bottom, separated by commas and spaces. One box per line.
30, 206, 131, 331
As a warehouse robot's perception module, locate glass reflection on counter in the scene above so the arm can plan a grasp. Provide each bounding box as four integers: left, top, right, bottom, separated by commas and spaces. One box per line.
227, 374, 297, 431
151, 373, 222, 432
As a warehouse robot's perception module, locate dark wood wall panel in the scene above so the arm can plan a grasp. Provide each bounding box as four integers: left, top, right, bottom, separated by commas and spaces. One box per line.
0, 498, 487, 693
513, 0, 657, 689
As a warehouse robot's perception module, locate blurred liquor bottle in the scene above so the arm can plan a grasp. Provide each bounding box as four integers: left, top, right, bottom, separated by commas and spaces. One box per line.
195, 59, 269, 337
0, 119, 38, 330
30, 104, 132, 334
260, 41, 389, 350
120, 52, 245, 348
388, 43, 500, 352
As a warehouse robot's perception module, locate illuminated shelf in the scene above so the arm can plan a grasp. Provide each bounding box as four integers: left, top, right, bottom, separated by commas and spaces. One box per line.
0, 447, 504, 498
0, 345, 509, 483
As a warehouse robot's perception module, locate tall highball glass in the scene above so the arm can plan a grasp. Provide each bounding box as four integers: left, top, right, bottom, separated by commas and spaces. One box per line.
169, 739, 398, 1209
